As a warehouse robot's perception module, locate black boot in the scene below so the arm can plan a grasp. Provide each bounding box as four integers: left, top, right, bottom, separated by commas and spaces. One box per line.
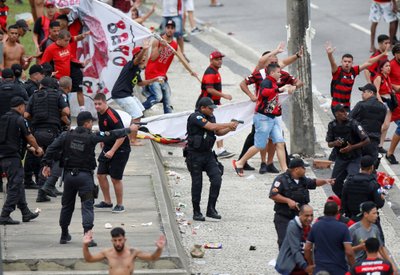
60, 228, 72, 244
206, 198, 221, 220
0, 214, 20, 225
21, 208, 39, 222
192, 202, 205, 221
36, 189, 51, 202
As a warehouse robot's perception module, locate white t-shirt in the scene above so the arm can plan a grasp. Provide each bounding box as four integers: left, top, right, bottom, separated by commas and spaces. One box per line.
162, 0, 178, 17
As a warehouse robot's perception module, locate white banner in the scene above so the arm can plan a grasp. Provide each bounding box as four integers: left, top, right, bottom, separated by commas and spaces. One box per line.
68, 0, 153, 116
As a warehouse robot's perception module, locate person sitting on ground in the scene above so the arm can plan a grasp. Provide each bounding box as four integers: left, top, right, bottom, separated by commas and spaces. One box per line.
83, 228, 165, 275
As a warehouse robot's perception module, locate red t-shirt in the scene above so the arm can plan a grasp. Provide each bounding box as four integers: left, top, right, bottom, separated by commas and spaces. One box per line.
255, 75, 281, 116
41, 43, 72, 79
0, 5, 9, 32
145, 40, 178, 80
391, 93, 400, 121
375, 73, 392, 96
368, 50, 388, 81
69, 19, 82, 60
390, 58, 400, 85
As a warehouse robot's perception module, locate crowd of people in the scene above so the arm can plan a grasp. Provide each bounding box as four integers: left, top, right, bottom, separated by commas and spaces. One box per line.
1, 0, 400, 274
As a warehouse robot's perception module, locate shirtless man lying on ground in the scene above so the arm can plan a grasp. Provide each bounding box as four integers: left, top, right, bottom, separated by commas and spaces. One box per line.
83, 227, 165, 275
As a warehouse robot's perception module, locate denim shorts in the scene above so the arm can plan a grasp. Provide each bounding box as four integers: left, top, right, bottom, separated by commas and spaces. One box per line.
113, 96, 144, 119
253, 113, 284, 149
395, 120, 400, 136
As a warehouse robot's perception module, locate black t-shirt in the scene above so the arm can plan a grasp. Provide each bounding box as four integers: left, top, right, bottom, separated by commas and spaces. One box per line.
97, 107, 130, 152
111, 60, 142, 99
33, 16, 46, 45
39, 37, 55, 54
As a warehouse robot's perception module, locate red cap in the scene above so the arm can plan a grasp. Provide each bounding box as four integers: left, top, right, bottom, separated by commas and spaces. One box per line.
327, 195, 341, 208
132, 46, 142, 56
210, 51, 225, 59
45, 0, 55, 6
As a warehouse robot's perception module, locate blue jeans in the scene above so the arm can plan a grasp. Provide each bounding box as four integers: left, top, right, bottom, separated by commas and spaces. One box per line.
142, 81, 173, 113
253, 113, 284, 149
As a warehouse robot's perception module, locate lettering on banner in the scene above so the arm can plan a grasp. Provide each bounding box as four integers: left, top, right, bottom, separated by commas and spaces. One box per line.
55, 0, 80, 8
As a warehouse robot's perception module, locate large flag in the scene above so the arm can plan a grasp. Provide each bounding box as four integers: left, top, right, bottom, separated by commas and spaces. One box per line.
64, 0, 153, 115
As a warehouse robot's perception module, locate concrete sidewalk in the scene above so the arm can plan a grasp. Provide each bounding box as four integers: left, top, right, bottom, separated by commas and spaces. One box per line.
1, 141, 188, 274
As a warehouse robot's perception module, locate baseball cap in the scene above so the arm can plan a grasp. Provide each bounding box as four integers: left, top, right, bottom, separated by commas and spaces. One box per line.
358, 83, 377, 94
1, 68, 14, 78
326, 195, 341, 208
359, 201, 376, 215
29, 64, 44, 75
77, 111, 96, 126
10, 96, 25, 107
16, 19, 31, 32
210, 51, 225, 59
165, 19, 176, 28
132, 46, 142, 57
361, 155, 375, 168
197, 97, 217, 109
45, 0, 55, 6
332, 104, 346, 113
288, 158, 305, 169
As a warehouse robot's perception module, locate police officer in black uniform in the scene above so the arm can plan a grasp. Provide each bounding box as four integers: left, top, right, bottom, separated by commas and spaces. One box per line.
24, 65, 45, 97
269, 158, 335, 248
350, 84, 386, 168
342, 155, 385, 221
185, 97, 239, 221
0, 97, 44, 224
25, 77, 70, 202
41, 111, 139, 245
0, 68, 29, 116
326, 104, 370, 197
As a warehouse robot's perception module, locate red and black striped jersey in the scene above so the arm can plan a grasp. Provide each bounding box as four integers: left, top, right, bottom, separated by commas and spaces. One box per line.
368, 50, 388, 81
255, 76, 281, 116
200, 65, 222, 104
330, 65, 360, 108
347, 257, 393, 275
245, 68, 297, 96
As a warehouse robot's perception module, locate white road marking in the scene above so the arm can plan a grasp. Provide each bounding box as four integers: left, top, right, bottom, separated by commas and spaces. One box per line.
310, 3, 319, 9
350, 23, 371, 35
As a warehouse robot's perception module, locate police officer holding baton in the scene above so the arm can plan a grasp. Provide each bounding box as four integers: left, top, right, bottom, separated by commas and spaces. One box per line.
185, 97, 239, 221
41, 111, 139, 246
269, 158, 335, 248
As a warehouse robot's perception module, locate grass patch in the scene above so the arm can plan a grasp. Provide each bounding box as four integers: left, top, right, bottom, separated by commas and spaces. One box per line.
7, 2, 36, 57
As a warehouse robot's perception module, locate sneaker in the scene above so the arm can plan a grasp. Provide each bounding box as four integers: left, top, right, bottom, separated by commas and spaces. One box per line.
259, 163, 268, 174
94, 201, 113, 208
60, 233, 72, 244
217, 150, 235, 159
266, 163, 280, 173
378, 147, 387, 154
183, 36, 191, 43
243, 162, 255, 171
112, 205, 125, 213
190, 27, 203, 35
386, 154, 399, 165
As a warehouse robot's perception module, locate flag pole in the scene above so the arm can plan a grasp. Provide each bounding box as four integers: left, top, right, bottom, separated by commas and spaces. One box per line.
153, 33, 201, 83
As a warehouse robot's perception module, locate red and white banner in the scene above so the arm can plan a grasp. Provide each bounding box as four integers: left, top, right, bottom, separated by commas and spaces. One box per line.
66, 0, 153, 115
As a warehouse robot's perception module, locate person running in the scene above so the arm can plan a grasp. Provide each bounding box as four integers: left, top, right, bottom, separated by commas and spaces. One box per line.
83, 227, 165, 275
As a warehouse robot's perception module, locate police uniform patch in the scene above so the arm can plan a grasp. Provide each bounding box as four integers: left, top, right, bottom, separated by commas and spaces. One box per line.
99, 132, 105, 136
274, 181, 281, 187
357, 125, 363, 131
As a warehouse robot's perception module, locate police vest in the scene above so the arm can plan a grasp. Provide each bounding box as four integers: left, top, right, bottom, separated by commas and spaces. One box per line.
357, 99, 386, 140
331, 119, 358, 159
343, 173, 377, 219
0, 84, 17, 117
186, 112, 216, 152
31, 88, 62, 128
24, 80, 39, 97
275, 173, 310, 218
62, 129, 96, 171
0, 112, 19, 153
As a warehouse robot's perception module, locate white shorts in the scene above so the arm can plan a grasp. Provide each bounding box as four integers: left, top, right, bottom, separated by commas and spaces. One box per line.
113, 96, 144, 119
183, 0, 194, 11
369, 2, 397, 23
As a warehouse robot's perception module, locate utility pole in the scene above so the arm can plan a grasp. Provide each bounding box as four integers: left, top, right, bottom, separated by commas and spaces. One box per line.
286, 0, 315, 156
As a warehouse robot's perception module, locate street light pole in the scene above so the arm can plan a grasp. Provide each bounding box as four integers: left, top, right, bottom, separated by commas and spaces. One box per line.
286, 0, 315, 156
